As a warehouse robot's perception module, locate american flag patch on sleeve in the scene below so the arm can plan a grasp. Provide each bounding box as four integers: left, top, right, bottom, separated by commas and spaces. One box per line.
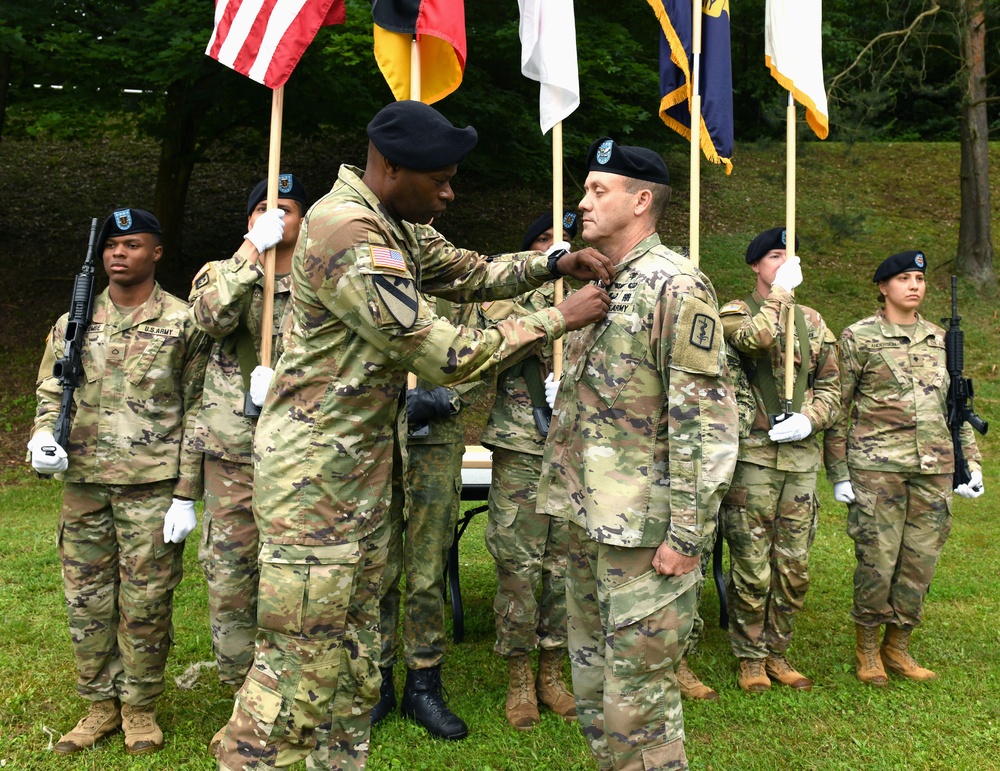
370, 245, 406, 273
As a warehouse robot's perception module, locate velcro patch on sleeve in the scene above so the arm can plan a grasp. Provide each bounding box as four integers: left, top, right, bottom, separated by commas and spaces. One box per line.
672, 297, 723, 375
719, 302, 745, 316
364, 234, 411, 277
191, 263, 212, 291
372, 274, 418, 329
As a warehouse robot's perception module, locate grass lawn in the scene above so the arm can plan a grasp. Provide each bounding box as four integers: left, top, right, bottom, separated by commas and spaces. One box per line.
1, 137, 998, 769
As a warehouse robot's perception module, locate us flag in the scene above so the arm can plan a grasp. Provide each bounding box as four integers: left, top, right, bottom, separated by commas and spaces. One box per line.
206, 0, 346, 89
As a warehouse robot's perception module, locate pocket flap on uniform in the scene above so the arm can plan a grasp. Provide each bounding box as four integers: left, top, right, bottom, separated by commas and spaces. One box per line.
722, 486, 748, 508
238, 678, 283, 725
609, 568, 699, 631
487, 485, 519, 529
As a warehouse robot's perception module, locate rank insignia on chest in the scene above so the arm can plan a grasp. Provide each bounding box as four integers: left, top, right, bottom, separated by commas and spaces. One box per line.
690, 313, 716, 350
373, 275, 418, 328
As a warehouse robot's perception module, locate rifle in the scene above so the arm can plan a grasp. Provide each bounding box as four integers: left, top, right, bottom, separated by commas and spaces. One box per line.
942, 275, 988, 489
43, 218, 99, 461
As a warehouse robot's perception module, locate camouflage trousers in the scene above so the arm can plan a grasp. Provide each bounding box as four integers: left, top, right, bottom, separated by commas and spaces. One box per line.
216, 521, 388, 771
58, 480, 184, 707
567, 523, 696, 771
721, 463, 818, 659
683, 527, 717, 658
379, 441, 463, 670
486, 447, 568, 657
847, 469, 952, 629
199, 455, 259, 687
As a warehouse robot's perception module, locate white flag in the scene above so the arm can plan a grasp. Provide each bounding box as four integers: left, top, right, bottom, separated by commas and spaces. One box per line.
518, 0, 580, 134
765, 0, 829, 139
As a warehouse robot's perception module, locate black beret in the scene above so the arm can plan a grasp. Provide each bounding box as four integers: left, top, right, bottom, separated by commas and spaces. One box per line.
586, 137, 670, 186
873, 250, 927, 283
745, 227, 799, 264
520, 210, 579, 251
97, 207, 161, 250
246, 173, 309, 216
367, 100, 478, 170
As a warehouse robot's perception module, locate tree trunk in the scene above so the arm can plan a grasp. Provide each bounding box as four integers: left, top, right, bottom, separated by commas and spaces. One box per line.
956, 0, 996, 285
153, 81, 199, 292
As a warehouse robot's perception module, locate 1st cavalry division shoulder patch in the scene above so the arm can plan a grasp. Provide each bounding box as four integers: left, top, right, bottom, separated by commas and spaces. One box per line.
373, 274, 418, 329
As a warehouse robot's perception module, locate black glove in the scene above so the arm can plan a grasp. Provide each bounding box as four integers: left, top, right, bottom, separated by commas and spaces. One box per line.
406, 387, 455, 424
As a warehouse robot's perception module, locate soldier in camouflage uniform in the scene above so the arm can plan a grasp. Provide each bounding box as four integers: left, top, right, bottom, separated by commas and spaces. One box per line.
479, 211, 580, 732
537, 138, 739, 771
215, 100, 614, 771
825, 250, 984, 686
371, 296, 483, 740
717, 227, 841, 693
28, 208, 208, 756
188, 176, 307, 750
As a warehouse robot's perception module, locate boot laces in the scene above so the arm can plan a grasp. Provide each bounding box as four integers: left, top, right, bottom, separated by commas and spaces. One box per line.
676, 660, 699, 688
126, 707, 154, 731
80, 703, 116, 730
744, 659, 766, 678
511, 660, 532, 705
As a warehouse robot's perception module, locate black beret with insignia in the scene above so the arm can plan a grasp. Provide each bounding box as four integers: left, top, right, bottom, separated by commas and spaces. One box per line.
97, 207, 161, 250
745, 226, 799, 265
367, 100, 478, 170
246, 173, 309, 216
873, 250, 927, 283
585, 137, 670, 186
520, 210, 579, 252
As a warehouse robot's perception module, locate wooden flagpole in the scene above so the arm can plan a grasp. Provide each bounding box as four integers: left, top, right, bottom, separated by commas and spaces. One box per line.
689, 0, 702, 268
782, 92, 796, 414
259, 85, 284, 369
552, 121, 565, 378
408, 38, 421, 391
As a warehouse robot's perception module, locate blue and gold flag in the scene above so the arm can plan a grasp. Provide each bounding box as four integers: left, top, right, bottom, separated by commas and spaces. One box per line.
648, 0, 733, 174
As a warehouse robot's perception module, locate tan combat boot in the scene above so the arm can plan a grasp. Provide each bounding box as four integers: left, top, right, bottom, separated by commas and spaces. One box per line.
505, 654, 539, 731
121, 703, 164, 755
535, 648, 578, 721
855, 624, 888, 686
676, 657, 719, 701
53, 699, 121, 754
737, 658, 771, 693
764, 654, 813, 691
881, 625, 938, 681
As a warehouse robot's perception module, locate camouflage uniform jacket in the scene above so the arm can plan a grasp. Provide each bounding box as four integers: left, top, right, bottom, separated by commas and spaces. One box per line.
824, 309, 981, 482
32, 284, 208, 499
409, 296, 485, 446
188, 252, 293, 463
537, 234, 739, 554
253, 164, 566, 547
480, 283, 560, 456
719, 287, 840, 472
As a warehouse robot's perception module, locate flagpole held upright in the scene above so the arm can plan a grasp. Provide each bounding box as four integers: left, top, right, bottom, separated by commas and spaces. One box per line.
552, 121, 564, 378
260, 85, 284, 369
688, 0, 702, 268
783, 91, 796, 413
407, 38, 422, 391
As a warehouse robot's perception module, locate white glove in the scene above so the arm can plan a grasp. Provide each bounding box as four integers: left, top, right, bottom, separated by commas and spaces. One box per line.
544, 372, 560, 410
28, 431, 68, 474
244, 208, 285, 253
955, 469, 985, 499
772, 255, 803, 293
767, 411, 812, 442
163, 498, 197, 543
249, 365, 275, 408
544, 240, 572, 257
833, 480, 856, 504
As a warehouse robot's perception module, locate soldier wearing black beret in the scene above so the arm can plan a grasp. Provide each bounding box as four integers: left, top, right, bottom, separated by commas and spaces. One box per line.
215, 103, 615, 768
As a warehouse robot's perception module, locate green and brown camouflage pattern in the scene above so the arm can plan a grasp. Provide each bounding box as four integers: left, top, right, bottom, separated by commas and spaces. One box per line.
538, 235, 739, 555
33, 286, 209, 499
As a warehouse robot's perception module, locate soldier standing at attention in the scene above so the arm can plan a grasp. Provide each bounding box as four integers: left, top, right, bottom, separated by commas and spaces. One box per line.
28, 208, 208, 756
717, 227, 841, 693
214, 100, 614, 770
537, 137, 739, 771
371, 294, 483, 740
480, 211, 579, 732
825, 251, 985, 686
187, 175, 306, 741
